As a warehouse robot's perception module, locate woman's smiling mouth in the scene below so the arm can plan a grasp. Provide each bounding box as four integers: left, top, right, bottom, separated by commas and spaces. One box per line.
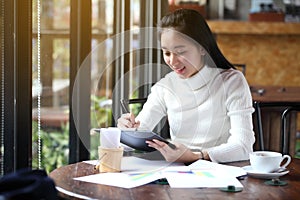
173, 66, 186, 74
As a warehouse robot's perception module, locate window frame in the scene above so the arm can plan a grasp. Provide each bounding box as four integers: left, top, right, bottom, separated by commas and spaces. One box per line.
2, 0, 32, 174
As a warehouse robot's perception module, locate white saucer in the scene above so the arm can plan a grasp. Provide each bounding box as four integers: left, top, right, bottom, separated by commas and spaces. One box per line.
242, 165, 289, 179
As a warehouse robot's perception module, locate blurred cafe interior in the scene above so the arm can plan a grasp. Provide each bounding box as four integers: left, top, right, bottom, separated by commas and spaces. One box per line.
0, 0, 300, 178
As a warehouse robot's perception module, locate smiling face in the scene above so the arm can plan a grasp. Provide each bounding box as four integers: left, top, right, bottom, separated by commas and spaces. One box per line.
161, 29, 206, 79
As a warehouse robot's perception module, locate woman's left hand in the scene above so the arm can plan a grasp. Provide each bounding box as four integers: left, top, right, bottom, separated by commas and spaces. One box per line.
146, 139, 200, 163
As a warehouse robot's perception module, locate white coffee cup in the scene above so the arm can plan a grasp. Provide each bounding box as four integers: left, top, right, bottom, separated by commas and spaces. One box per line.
249, 151, 291, 173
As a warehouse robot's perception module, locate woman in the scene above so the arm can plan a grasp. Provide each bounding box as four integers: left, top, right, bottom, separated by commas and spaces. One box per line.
117, 9, 255, 163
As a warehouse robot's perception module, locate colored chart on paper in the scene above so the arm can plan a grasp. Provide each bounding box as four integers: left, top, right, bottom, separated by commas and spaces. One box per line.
192, 171, 215, 178
129, 173, 155, 181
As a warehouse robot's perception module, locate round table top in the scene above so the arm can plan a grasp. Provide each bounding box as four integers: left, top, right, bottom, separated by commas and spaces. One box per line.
50, 157, 300, 200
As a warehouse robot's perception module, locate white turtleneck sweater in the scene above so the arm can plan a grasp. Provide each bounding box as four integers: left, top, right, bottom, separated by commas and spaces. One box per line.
136, 65, 255, 163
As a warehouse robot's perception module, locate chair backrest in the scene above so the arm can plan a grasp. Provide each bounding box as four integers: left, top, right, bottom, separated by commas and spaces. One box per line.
281, 107, 300, 155
120, 98, 147, 114
233, 63, 246, 75
253, 101, 300, 156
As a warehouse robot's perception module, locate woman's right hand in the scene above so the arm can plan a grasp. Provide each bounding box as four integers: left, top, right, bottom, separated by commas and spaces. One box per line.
117, 113, 140, 129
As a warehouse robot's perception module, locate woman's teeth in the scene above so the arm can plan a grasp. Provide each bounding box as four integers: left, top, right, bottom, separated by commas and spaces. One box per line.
176, 67, 185, 73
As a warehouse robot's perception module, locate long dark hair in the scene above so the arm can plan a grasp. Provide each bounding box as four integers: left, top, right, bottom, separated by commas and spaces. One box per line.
158, 9, 233, 69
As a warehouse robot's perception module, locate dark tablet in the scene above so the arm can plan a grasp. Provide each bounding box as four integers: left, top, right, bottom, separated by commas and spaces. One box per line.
120, 130, 176, 152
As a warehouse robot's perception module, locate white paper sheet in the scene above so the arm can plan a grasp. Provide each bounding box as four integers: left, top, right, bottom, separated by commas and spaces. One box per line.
78, 157, 182, 188
78, 157, 245, 189
163, 169, 243, 188
160, 160, 245, 188
188, 159, 247, 178
74, 171, 165, 189
84, 157, 183, 174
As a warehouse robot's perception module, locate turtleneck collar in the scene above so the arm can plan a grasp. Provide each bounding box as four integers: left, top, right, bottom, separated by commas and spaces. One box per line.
184, 65, 221, 91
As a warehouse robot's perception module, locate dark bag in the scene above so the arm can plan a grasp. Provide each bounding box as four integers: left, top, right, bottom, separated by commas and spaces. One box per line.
0, 168, 58, 200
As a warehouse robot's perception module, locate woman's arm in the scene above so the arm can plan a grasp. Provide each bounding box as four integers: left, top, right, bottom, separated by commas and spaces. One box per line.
135, 84, 168, 130
207, 70, 255, 163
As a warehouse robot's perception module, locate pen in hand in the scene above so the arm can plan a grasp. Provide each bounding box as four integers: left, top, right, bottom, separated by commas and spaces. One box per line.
129, 113, 140, 128
120, 99, 130, 113
120, 99, 140, 129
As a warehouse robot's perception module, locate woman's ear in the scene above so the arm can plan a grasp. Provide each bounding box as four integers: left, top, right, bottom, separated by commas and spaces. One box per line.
199, 47, 206, 56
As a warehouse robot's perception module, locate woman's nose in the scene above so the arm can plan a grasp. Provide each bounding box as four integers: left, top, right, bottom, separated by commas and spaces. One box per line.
169, 53, 178, 66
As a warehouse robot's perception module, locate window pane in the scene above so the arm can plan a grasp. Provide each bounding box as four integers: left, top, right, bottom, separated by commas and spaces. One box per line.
32, 0, 117, 170
90, 0, 115, 159
32, 0, 70, 172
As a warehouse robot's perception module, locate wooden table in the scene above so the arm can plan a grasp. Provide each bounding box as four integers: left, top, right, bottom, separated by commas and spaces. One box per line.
251, 86, 300, 156
49, 157, 300, 200
251, 86, 300, 103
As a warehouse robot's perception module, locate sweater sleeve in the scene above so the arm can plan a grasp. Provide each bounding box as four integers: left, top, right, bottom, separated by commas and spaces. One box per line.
207, 70, 255, 163
136, 83, 168, 131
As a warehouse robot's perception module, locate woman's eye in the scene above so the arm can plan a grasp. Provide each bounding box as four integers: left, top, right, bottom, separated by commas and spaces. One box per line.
176, 50, 186, 55
164, 52, 171, 56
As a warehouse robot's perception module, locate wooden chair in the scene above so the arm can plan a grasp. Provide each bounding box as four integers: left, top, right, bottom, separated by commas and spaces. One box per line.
253, 101, 300, 156
281, 106, 300, 155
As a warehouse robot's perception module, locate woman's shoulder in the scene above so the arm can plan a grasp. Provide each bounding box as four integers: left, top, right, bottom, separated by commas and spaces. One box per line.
154, 71, 178, 87
220, 67, 244, 79
214, 68, 250, 93
217, 68, 247, 85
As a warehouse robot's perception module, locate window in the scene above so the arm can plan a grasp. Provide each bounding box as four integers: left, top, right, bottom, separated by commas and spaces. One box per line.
1, 0, 169, 176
